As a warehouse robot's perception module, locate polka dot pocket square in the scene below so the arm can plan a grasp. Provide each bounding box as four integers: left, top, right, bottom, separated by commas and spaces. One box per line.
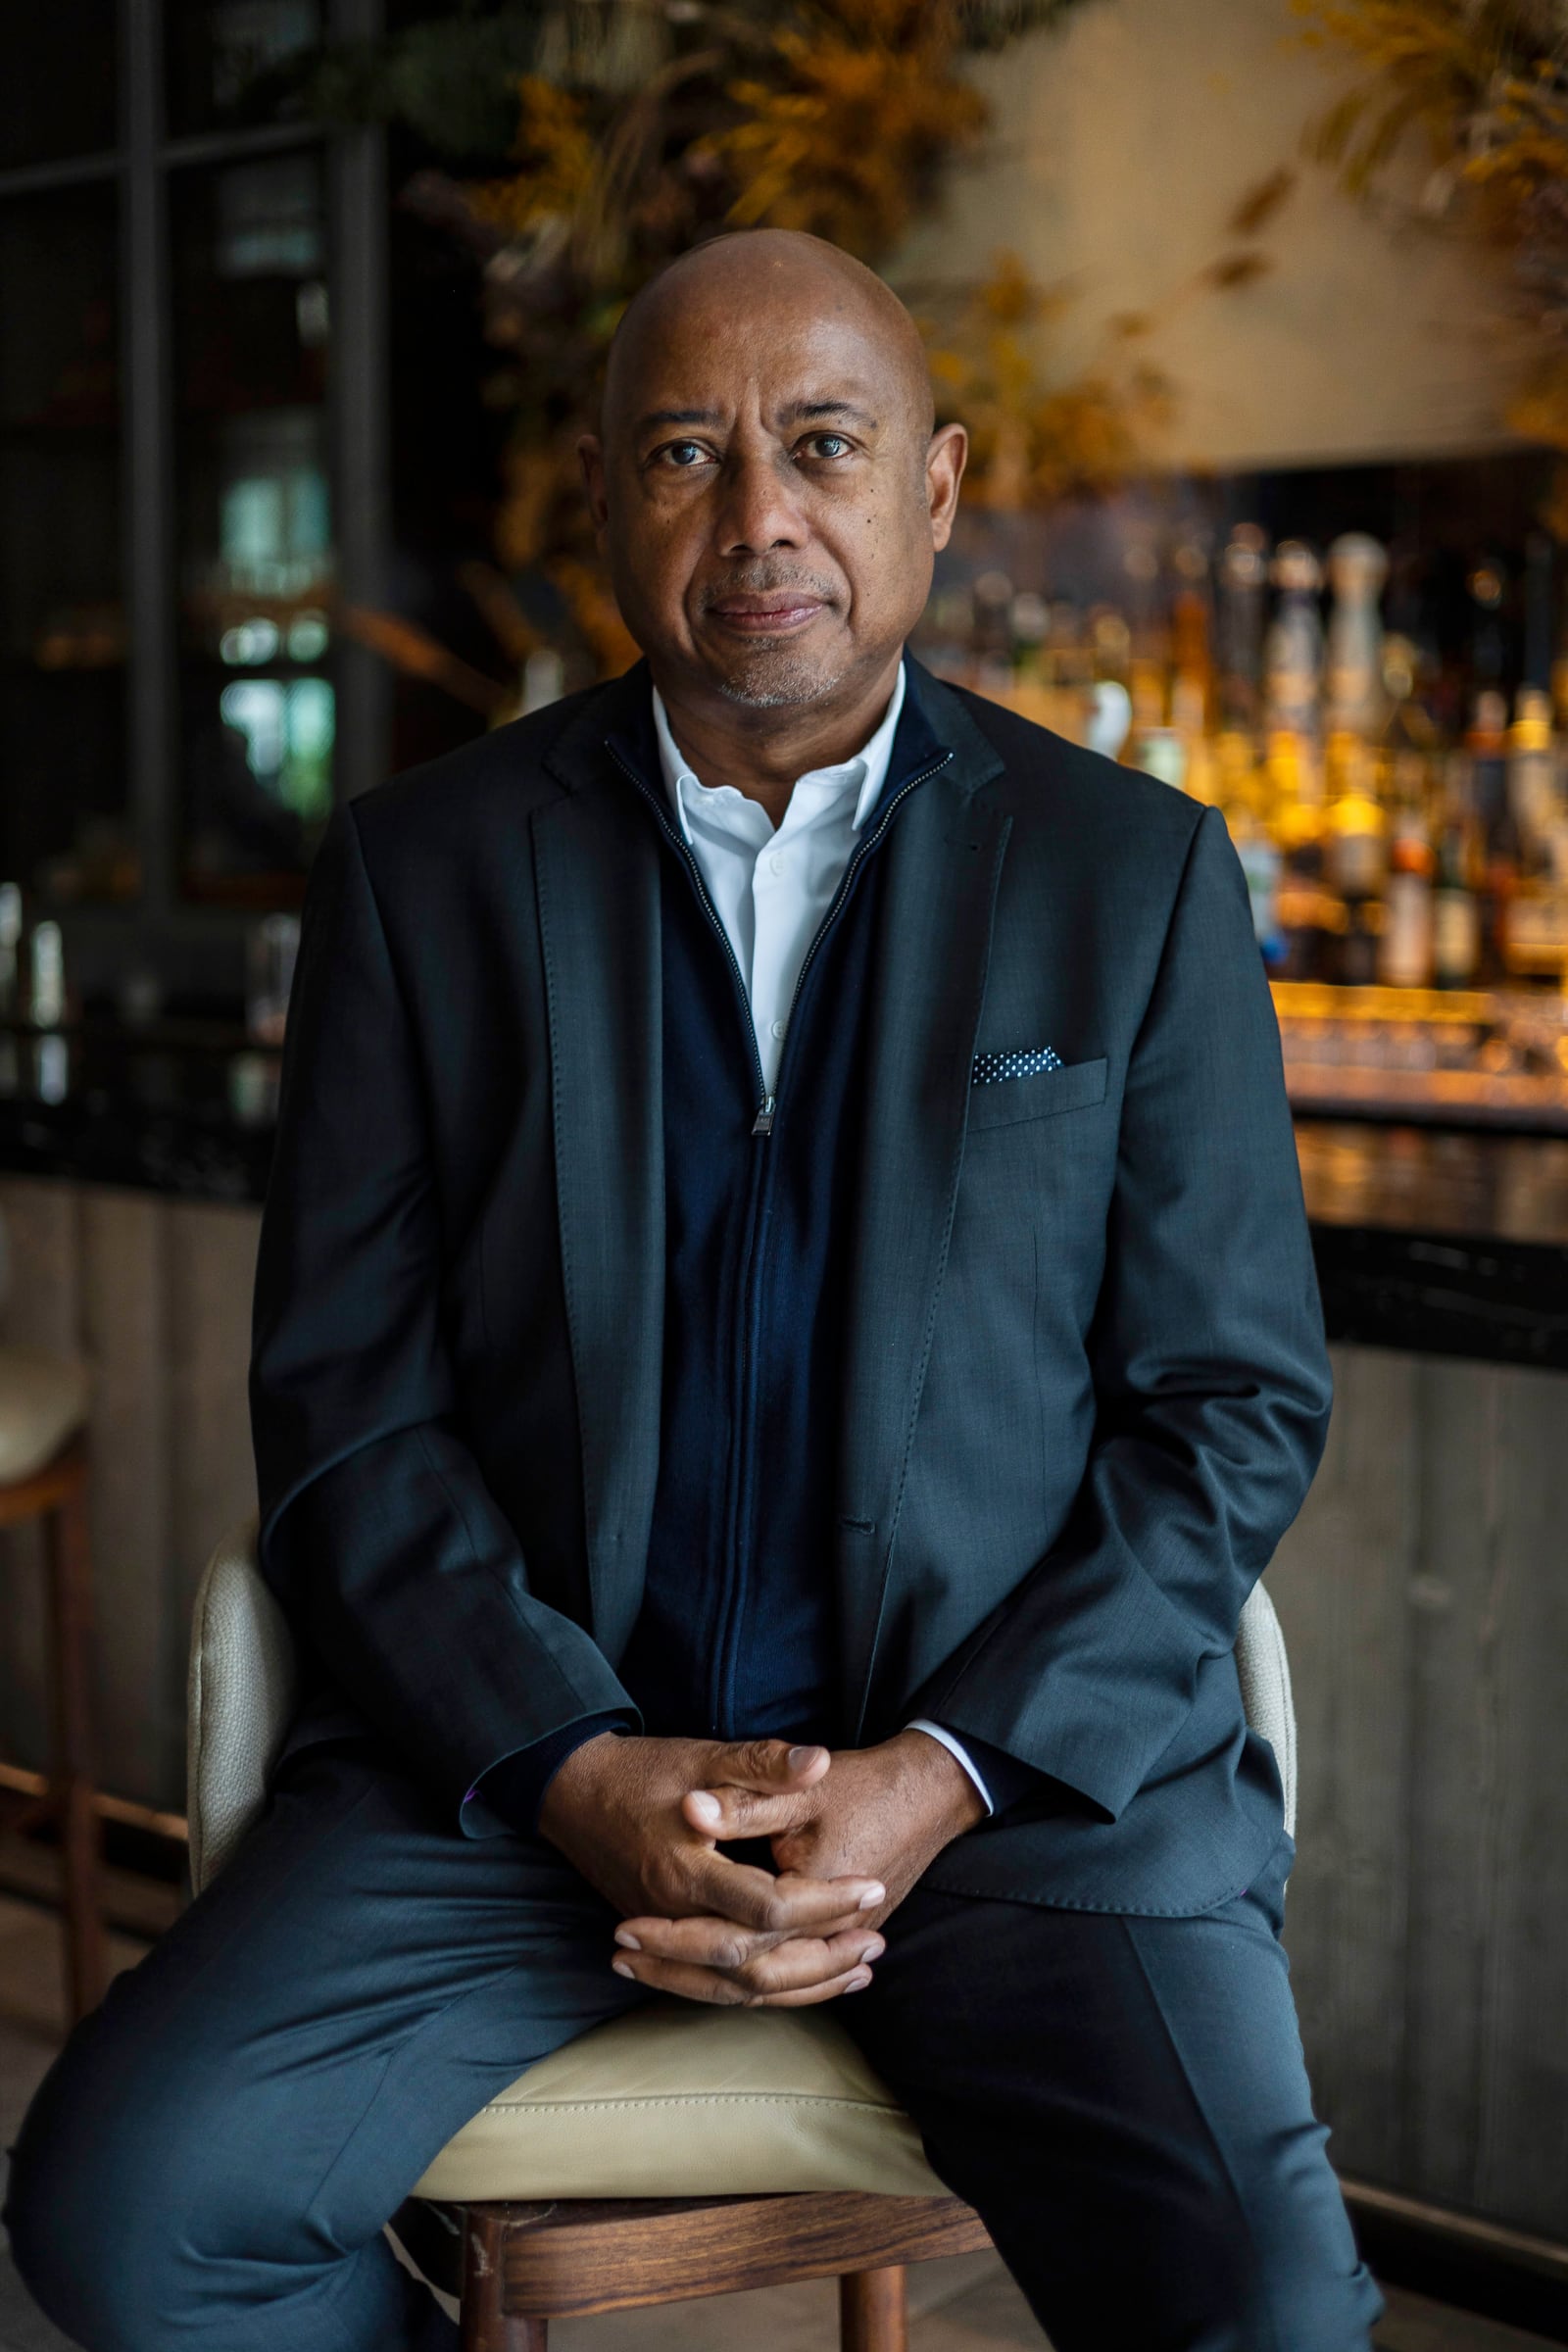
971, 1047, 1064, 1086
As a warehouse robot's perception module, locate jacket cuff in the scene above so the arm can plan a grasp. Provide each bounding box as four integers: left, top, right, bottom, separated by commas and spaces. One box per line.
939, 1729, 1053, 1818
461, 1710, 635, 1838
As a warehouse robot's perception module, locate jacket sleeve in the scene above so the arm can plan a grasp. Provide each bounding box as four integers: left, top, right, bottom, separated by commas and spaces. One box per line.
920, 803, 1331, 1821
249, 801, 639, 1830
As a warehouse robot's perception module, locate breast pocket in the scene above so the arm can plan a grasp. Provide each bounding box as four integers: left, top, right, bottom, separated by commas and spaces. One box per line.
965, 1054, 1109, 1134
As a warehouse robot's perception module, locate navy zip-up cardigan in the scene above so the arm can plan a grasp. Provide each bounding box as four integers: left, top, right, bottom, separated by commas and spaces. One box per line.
476, 670, 1034, 1828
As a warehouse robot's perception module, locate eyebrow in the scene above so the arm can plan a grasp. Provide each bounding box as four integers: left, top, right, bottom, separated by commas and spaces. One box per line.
632, 399, 881, 436
786, 401, 879, 429
634, 408, 722, 435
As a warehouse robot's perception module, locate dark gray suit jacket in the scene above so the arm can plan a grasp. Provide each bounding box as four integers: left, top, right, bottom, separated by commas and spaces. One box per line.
250, 658, 1331, 1916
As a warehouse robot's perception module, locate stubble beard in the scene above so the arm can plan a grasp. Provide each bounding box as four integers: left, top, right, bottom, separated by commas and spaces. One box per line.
699, 567, 851, 710
711, 642, 855, 710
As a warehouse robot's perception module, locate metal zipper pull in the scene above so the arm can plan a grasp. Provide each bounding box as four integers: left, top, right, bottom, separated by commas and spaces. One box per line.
751, 1094, 776, 1137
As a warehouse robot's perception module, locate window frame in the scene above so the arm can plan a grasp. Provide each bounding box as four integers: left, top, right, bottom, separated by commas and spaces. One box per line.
0, 0, 389, 945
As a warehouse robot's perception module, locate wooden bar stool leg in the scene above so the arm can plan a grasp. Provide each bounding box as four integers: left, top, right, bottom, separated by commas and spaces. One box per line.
840, 2264, 908, 2352
461, 2210, 547, 2352
43, 1466, 106, 2020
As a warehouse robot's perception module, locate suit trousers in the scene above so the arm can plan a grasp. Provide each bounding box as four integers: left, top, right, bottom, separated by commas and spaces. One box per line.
5, 1736, 1383, 2352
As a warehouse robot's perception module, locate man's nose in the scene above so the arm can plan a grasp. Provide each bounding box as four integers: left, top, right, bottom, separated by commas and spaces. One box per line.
714, 451, 807, 556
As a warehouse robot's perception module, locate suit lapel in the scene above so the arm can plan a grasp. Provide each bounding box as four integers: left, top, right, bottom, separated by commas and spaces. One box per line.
534, 672, 664, 1663
839, 675, 1010, 1736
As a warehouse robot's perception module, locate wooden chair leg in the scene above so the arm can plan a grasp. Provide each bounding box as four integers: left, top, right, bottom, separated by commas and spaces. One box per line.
840, 2265, 907, 2352
461, 2209, 547, 2351
43, 1471, 106, 2021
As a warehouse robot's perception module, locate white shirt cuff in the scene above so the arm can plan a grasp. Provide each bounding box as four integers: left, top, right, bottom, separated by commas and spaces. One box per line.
904, 1720, 994, 1817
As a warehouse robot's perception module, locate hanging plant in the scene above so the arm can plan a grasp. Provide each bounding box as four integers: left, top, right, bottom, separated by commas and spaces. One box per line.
1296, 0, 1568, 525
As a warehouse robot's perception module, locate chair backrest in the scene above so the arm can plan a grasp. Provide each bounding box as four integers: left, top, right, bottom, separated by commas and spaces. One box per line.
186, 1522, 1298, 1894
186, 1514, 296, 1892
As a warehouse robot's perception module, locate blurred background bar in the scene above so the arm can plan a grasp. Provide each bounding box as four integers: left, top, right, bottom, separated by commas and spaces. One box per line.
1, 1, 1566, 2338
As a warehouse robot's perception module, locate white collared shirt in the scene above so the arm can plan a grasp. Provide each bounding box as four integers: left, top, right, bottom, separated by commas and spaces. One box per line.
649, 662, 995, 1818
651, 663, 906, 1097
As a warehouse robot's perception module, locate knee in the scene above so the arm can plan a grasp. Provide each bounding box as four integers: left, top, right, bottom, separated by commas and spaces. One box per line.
5, 2029, 241, 2352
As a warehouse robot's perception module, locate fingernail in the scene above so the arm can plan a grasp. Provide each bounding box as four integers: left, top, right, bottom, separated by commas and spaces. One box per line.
845, 1970, 872, 1993
858, 1938, 885, 1963
858, 1885, 886, 1908
788, 1745, 822, 1772
614, 1930, 641, 1949
688, 1791, 722, 1826
612, 1958, 635, 1979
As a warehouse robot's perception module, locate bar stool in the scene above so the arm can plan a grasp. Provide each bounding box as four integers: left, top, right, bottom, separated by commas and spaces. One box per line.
188, 1516, 1300, 2350
0, 1342, 103, 2019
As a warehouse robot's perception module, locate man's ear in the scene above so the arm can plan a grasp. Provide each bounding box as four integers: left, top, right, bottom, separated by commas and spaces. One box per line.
577, 433, 610, 537
926, 422, 967, 552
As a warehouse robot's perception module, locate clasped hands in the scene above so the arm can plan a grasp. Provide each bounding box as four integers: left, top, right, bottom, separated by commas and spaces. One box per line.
537, 1729, 985, 2007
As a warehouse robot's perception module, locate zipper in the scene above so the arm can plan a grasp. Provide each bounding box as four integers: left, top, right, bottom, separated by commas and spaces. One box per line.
603, 731, 953, 1734
607, 738, 954, 1139
760, 750, 954, 1132
606, 742, 772, 1127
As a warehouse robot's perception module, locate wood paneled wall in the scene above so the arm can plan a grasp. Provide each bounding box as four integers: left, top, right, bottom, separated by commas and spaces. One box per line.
1269, 1345, 1568, 2240
0, 1173, 1563, 2239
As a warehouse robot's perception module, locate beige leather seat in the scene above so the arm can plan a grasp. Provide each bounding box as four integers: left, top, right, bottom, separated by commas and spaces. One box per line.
187, 1517, 1298, 2203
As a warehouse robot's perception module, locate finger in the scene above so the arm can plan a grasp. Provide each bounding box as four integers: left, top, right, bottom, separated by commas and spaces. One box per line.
751, 1968, 876, 2008
703, 1738, 831, 1795
682, 1785, 815, 1839
614, 1913, 885, 1974
612, 1950, 877, 2008
682, 1849, 884, 1933
731, 1929, 885, 1997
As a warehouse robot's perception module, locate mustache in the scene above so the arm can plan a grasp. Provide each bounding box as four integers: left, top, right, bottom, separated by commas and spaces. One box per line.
699, 569, 840, 609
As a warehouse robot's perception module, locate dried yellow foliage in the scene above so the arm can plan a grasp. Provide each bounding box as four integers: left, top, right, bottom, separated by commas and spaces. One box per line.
1298, 1, 1568, 527
926, 251, 1174, 505
710, 30, 986, 251
466, 75, 599, 237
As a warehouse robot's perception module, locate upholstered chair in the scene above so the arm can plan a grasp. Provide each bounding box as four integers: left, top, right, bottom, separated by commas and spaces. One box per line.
187, 1516, 1298, 2352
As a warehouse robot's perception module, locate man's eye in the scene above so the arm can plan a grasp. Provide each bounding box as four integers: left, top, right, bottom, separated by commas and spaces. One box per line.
804, 433, 852, 460
662, 441, 708, 467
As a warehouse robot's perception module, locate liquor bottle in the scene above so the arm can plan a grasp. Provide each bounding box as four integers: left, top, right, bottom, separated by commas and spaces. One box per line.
1264, 542, 1324, 799
1324, 731, 1386, 984
1467, 688, 1509, 843
1380, 830, 1436, 988
1217, 523, 1268, 736
1432, 789, 1481, 990
1466, 555, 1508, 701
1170, 537, 1213, 717
1325, 532, 1389, 739
1323, 731, 1387, 901
1265, 542, 1323, 732
1221, 756, 1284, 964
1507, 686, 1558, 868
1467, 690, 1518, 981
1498, 687, 1567, 977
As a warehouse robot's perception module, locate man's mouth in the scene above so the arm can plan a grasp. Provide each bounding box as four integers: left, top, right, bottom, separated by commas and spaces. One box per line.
705, 596, 828, 635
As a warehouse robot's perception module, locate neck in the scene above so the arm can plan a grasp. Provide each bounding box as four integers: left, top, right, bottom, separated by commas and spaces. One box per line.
649, 652, 903, 827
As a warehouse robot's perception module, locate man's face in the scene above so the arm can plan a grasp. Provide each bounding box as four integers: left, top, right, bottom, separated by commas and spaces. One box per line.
582, 275, 965, 712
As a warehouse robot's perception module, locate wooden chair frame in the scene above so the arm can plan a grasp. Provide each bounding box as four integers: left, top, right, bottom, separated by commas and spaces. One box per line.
394, 2187, 993, 2352
0, 1437, 105, 2018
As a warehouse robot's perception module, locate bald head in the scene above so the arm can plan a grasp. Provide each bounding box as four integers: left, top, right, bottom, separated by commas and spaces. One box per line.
578, 226, 965, 743
603, 231, 935, 447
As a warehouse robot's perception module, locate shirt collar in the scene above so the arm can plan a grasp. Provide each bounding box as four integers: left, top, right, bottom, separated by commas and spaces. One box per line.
652, 662, 907, 846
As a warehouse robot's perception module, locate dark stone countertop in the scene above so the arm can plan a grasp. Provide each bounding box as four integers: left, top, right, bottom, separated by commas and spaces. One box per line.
0, 1023, 276, 1207
1297, 1121, 1568, 1371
